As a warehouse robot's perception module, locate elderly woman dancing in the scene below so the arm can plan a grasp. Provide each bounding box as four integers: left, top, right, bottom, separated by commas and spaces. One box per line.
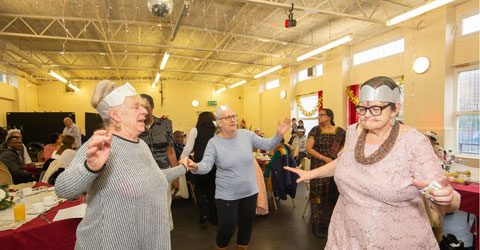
55, 80, 189, 250
188, 105, 291, 250
286, 76, 459, 250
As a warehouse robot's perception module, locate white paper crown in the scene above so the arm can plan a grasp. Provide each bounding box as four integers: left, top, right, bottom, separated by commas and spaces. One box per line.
358, 85, 401, 103
96, 82, 136, 119
214, 105, 230, 118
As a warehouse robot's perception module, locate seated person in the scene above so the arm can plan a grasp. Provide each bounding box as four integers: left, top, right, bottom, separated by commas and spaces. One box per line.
425, 131, 445, 160
0, 130, 36, 184
173, 131, 185, 160
290, 128, 307, 164
51, 135, 77, 168
263, 139, 289, 179
43, 133, 62, 160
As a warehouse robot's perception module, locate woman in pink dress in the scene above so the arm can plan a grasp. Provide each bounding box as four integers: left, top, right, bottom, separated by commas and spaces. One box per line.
43, 133, 62, 160
286, 76, 460, 249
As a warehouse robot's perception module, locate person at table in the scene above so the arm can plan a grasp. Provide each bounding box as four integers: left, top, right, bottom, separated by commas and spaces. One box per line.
181, 111, 218, 225
51, 135, 77, 167
188, 105, 291, 250
55, 80, 190, 250
286, 76, 460, 249
139, 93, 179, 230
43, 133, 62, 160
290, 127, 307, 165
425, 131, 445, 160
173, 131, 185, 160
263, 138, 288, 180
62, 117, 82, 149
298, 119, 304, 129
306, 108, 346, 238
0, 130, 36, 184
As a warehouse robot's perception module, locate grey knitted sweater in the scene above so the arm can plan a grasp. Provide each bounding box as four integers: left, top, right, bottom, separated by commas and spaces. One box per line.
55, 135, 186, 250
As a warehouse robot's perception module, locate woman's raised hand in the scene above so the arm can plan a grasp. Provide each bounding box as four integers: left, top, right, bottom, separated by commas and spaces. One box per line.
276, 118, 292, 137
284, 166, 313, 183
86, 130, 113, 172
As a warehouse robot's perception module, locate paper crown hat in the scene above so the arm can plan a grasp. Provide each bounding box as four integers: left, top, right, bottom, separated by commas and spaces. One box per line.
214, 105, 231, 118
358, 85, 401, 103
96, 82, 137, 119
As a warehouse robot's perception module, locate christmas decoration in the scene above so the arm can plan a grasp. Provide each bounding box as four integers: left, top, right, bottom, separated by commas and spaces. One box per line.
147, 0, 173, 18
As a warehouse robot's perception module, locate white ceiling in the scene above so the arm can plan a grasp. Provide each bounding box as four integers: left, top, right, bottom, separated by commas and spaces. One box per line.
0, 0, 433, 86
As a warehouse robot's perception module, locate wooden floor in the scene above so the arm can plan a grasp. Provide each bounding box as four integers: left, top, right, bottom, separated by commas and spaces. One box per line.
171, 182, 326, 250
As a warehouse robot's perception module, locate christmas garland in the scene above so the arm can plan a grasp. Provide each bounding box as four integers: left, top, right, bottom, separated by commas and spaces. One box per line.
0, 184, 14, 210
296, 96, 323, 117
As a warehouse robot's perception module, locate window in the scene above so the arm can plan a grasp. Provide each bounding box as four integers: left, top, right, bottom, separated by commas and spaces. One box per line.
265, 79, 279, 90
298, 64, 323, 82
456, 68, 479, 155
0, 72, 6, 83
295, 95, 319, 135
462, 13, 480, 35
353, 39, 404, 66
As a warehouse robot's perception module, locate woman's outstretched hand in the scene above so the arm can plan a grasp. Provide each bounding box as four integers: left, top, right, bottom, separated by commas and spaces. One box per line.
186, 158, 198, 172
412, 176, 457, 207
284, 166, 312, 183
86, 130, 113, 172
276, 118, 292, 137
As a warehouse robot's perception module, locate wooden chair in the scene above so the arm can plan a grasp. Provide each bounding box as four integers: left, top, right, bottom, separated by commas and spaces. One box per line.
0, 162, 13, 185
40, 160, 64, 183
37, 150, 45, 162
301, 157, 311, 217
186, 181, 196, 205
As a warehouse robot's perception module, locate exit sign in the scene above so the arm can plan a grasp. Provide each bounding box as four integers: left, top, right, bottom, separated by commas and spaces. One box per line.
208, 101, 217, 106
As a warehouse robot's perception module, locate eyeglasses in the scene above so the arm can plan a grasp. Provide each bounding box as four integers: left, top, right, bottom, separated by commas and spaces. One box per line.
219, 115, 238, 121
318, 113, 328, 117
355, 104, 391, 116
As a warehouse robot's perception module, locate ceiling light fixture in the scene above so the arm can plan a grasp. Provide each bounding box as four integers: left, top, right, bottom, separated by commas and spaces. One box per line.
160, 52, 170, 70
254, 65, 282, 79
386, 0, 454, 26
229, 80, 246, 89
48, 70, 67, 83
154, 72, 161, 83
67, 83, 80, 91
297, 35, 352, 61
216, 87, 226, 93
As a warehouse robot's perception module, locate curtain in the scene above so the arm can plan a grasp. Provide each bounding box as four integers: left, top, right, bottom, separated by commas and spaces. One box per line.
347, 85, 359, 125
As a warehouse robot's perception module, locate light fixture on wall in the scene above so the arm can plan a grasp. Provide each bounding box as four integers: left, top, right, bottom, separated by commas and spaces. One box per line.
229, 80, 246, 89
413, 57, 430, 74
280, 90, 287, 99
192, 100, 199, 107
297, 35, 352, 62
67, 83, 80, 91
216, 87, 226, 93
254, 65, 282, 79
386, 0, 454, 26
48, 70, 67, 83
160, 52, 170, 70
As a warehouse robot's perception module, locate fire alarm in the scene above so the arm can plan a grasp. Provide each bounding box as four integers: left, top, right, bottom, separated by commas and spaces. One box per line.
285, 3, 296, 28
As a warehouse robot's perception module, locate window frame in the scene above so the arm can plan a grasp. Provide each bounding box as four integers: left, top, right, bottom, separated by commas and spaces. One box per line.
265, 79, 280, 90
461, 13, 480, 36
454, 65, 480, 158
456, 11, 480, 39
297, 63, 324, 83
352, 38, 405, 66
294, 93, 319, 135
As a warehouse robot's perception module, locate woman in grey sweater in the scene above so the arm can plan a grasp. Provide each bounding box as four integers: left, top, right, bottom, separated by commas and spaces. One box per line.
55, 80, 188, 250
189, 106, 291, 250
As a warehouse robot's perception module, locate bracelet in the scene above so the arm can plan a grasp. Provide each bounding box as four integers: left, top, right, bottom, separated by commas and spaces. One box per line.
84, 160, 103, 174
180, 163, 187, 172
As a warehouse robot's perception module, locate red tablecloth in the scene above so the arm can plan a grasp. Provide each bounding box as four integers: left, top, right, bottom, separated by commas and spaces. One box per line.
23, 165, 42, 176
451, 182, 479, 249
0, 193, 83, 250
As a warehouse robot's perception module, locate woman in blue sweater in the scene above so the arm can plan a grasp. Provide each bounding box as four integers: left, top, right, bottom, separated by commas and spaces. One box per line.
189, 105, 291, 250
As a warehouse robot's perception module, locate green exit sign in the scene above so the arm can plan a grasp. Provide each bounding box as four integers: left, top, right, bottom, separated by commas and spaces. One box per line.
208, 101, 217, 106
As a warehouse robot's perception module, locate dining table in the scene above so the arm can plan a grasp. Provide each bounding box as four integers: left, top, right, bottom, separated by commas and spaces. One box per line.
450, 181, 479, 250
23, 163, 43, 176
0, 182, 84, 250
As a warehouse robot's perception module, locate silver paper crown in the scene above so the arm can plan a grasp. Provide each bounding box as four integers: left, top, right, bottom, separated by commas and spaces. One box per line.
214, 105, 230, 118
358, 85, 401, 103
96, 82, 137, 120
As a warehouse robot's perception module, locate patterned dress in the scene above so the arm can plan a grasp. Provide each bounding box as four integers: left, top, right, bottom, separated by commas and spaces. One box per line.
308, 126, 346, 232
326, 124, 442, 249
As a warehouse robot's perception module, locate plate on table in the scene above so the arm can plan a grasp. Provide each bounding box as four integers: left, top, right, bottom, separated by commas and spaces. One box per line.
44, 200, 61, 207
27, 208, 48, 215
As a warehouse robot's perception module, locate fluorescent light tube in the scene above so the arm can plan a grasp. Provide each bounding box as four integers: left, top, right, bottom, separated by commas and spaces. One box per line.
67, 83, 80, 91
254, 65, 282, 79
229, 80, 246, 89
152, 82, 156, 88
154, 73, 161, 83
297, 35, 352, 62
216, 87, 226, 93
49, 71, 67, 83
160, 52, 170, 70
386, 0, 454, 26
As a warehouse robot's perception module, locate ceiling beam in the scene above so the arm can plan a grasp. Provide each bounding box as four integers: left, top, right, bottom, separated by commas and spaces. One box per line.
235, 0, 386, 24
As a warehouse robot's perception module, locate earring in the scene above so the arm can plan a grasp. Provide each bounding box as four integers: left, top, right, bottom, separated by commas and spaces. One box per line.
115, 122, 121, 131
390, 117, 396, 126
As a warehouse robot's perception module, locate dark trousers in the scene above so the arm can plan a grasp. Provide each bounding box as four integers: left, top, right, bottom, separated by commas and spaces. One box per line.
195, 170, 217, 222
215, 193, 258, 247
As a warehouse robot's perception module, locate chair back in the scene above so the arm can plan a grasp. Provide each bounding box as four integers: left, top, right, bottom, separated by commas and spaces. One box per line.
301, 157, 311, 171
37, 150, 44, 162
292, 143, 300, 158
40, 160, 65, 183
0, 162, 13, 185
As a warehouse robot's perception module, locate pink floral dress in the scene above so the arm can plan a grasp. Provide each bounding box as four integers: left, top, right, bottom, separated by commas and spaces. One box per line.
327, 124, 442, 250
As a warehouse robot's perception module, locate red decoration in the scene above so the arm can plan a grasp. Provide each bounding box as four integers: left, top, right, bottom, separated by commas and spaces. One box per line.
241, 119, 246, 129
347, 85, 359, 125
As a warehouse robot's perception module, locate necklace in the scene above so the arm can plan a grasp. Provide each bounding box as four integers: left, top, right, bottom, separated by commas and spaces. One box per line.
354, 121, 400, 165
